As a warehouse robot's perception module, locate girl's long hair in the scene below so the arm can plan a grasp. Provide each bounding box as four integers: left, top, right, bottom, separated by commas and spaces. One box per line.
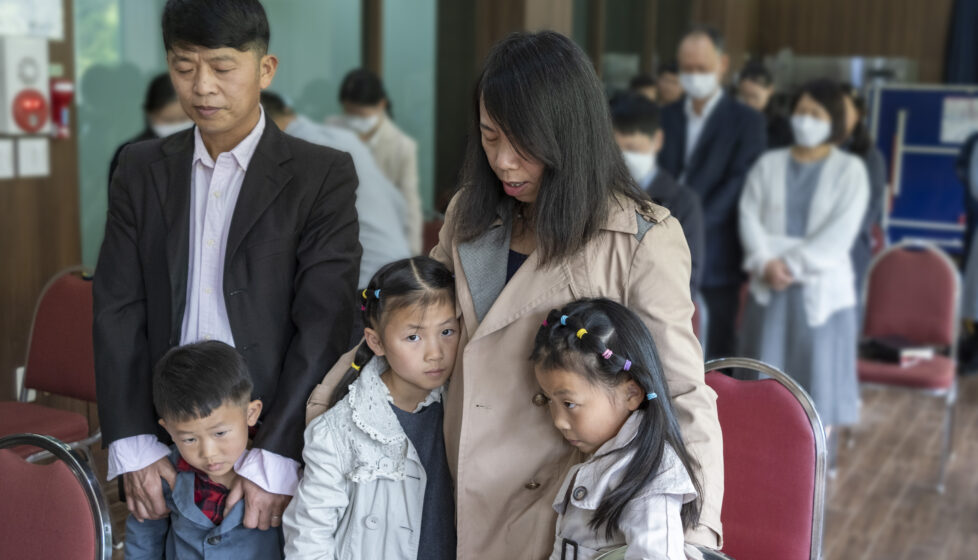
453, 31, 647, 266
530, 298, 702, 539
327, 257, 455, 408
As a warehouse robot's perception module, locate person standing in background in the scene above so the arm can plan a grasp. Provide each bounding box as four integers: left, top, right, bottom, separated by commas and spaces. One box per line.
658, 26, 767, 360
330, 69, 423, 255
737, 61, 793, 149
629, 73, 658, 103
656, 61, 684, 106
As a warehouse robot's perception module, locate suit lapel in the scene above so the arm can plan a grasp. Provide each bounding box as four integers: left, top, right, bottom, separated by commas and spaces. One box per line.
225, 123, 293, 265
152, 131, 194, 337
687, 94, 730, 177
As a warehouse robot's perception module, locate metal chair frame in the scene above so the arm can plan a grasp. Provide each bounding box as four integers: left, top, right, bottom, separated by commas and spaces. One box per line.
706, 357, 827, 560
0, 433, 112, 560
858, 239, 959, 492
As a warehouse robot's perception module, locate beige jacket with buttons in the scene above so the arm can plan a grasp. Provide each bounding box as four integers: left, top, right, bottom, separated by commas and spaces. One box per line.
306, 194, 724, 558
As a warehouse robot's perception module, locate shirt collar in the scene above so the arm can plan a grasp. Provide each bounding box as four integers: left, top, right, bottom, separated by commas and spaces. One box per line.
193, 107, 267, 170
684, 89, 723, 121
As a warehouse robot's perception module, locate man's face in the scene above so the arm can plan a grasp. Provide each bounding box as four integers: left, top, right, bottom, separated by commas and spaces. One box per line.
167, 44, 277, 146
677, 34, 727, 81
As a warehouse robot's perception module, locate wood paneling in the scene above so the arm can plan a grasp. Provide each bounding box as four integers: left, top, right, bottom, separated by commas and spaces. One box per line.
0, 0, 82, 403
362, 0, 384, 75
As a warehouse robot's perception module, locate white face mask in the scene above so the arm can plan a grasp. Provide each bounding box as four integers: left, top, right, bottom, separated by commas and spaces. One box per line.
791, 114, 831, 148
679, 72, 719, 100
622, 150, 656, 183
343, 114, 380, 134
151, 119, 194, 138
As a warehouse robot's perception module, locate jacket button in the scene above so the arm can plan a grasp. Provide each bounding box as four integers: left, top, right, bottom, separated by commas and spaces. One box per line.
364, 515, 380, 530
531, 393, 548, 407
573, 486, 588, 501
525, 481, 541, 490
206, 536, 221, 545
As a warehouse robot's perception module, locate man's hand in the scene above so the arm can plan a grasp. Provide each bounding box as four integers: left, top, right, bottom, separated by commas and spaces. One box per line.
763, 259, 795, 291
225, 476, 292, 530
124, 456, 177, 522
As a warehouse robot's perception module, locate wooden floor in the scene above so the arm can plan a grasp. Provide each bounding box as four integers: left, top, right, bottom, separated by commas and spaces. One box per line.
92, 377, 978, 559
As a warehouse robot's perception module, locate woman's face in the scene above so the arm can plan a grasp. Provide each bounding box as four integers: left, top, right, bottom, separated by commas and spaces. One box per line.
479, 99, 545, 204
738, 78, 772, 112
793, 93, 832, 123
842, 94, 859, 138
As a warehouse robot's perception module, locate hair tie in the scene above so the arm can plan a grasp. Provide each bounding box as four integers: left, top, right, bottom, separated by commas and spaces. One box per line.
361, 289, 368, 300
351, 362, 361, 371
623, 360, 632, 371
374, 289, 381, 299
542, 319, 549, 327
646, 392, 657, 401
601, 349, 613, 359
360, 304, 366, 311
560, 315, 569, 326
576, 328, 587, 339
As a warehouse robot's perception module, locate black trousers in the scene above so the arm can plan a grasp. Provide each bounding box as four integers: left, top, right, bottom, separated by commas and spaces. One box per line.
702, 283, 742, 361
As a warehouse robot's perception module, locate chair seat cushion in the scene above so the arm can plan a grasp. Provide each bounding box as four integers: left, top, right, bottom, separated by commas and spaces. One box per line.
0, 402, 89, 457
857, 355, 955, 390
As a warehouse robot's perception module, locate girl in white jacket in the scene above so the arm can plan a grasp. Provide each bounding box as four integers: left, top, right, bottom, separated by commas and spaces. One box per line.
283, 257, 459, 559
531, 299, 701, 560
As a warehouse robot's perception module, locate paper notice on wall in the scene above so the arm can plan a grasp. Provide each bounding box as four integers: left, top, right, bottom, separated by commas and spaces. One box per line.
941, 97, 978, 144
0, 0, 64, 41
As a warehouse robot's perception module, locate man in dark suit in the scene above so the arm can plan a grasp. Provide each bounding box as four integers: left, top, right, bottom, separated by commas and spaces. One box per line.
658, 26, 766, 360
94, 0, 360, 532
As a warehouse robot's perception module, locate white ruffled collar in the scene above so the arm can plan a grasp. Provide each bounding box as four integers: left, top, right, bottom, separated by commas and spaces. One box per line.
346, 356, 444, 445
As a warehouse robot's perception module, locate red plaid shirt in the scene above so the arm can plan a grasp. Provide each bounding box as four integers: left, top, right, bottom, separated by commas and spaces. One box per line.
176, 457, 230, 525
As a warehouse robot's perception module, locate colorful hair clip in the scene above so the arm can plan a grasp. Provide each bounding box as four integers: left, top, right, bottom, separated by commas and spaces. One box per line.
576, 328, 587, 339
351, 362, 361, 371
601, 349, 613, 359
360, 305, 366, 311
374, 289, 381, 299
560, 315, 569, 326
361, 289, 368, 300
542, 319, 549, 327
646, 392, 657, 401
623, 360, 632, 371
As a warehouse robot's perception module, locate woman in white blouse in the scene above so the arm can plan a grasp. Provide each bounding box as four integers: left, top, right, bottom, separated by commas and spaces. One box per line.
330, 68, 422, 254
738, 78, 869, 435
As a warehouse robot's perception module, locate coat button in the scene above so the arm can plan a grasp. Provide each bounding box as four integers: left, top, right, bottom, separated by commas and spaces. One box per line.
364, 515, 380, 530
532, 393, 548, 407
206, 536, 221, 545
525, 481, 541, 490
573, 486, 588, 501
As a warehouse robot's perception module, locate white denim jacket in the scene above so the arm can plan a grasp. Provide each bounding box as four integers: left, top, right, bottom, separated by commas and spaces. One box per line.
282, 357, 442, 559
549, 412, 697, 560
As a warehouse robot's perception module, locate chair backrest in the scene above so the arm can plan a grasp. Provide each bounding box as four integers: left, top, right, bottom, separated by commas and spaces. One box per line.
23, 267, 97, 402
0, 434, 111, 560
861, 241, 959, 348
705, 358, 826, 560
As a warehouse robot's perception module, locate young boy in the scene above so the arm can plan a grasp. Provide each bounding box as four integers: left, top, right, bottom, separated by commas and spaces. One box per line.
124, 341, 284, 559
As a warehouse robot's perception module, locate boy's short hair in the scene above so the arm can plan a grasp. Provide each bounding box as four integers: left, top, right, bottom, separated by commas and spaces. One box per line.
609, 91, 661, 137
153, 341, 253, 422
162, 0, 270, 55
657, 60, 678, 77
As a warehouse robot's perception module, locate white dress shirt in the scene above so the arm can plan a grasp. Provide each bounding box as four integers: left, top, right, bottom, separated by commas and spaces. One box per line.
683, 89, 724, 165
107, 109, 300, 496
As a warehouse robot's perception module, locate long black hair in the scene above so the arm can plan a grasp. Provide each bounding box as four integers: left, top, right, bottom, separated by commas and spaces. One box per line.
530, 298, 702, 538
840, 82, 874, 156
327, 257, 455, 408
453, 31, 647, 266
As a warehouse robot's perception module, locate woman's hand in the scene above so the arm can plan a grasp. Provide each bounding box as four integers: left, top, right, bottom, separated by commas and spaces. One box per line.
763, 259, 794, 291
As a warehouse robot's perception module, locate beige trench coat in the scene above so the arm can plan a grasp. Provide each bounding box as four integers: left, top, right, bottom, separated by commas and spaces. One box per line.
308, 194, 723, 559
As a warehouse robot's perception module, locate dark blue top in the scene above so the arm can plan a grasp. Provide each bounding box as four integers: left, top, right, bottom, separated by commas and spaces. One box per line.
390, 401, 456, 559
506, 249, 529, 282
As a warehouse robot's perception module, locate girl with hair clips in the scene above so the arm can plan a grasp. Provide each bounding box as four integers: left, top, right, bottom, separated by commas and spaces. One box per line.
423, 30, 723, 557
533, 299, 701, 560
285, 257, 459, 559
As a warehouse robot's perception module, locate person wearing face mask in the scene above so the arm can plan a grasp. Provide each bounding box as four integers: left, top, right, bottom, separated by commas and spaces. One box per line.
738, 79, 869, 438
328, 68, 422, 254
610, 91, 704, 295
108, 72, 194, 185
737, 61, 793, 149
658, 26, 767, 361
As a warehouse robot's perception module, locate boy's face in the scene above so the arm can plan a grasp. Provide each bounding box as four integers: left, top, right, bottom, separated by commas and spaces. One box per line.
167, 43, 277, 148
613, 129, 662, 156
160, 399, 262, 487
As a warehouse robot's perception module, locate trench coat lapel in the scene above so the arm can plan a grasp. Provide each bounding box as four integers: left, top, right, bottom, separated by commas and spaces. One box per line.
152, 130, 194, 338
457, 201, 513, 325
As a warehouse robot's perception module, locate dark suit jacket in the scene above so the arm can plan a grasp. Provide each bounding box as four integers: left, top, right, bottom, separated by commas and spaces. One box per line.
645, 170, 705, 294
658, 94, 767, 287
93, 121, 361, 462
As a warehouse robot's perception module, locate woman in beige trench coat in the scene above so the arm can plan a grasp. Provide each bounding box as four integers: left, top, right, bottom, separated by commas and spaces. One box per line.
308, 31, 724, 559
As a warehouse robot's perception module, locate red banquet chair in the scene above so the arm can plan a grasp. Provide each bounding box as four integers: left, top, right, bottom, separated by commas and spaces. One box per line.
0, 267, 100, 461
706, 357, 827, 560
857, 240, 959, 491
0, 433, 112, 560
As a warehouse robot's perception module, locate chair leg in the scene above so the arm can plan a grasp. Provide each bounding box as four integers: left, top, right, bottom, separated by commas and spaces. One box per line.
936, 386, 957, 494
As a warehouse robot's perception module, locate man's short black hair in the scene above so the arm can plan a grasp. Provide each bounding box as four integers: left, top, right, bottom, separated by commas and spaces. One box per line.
260, 91, 292, 119
680, 24, 725, 54
657, 61, 678, 77
153, 341, 254, 422
629, 73, 656, 90
162, 0, 270, 55
609, 91, 661, 137
739, 61, 773, 87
